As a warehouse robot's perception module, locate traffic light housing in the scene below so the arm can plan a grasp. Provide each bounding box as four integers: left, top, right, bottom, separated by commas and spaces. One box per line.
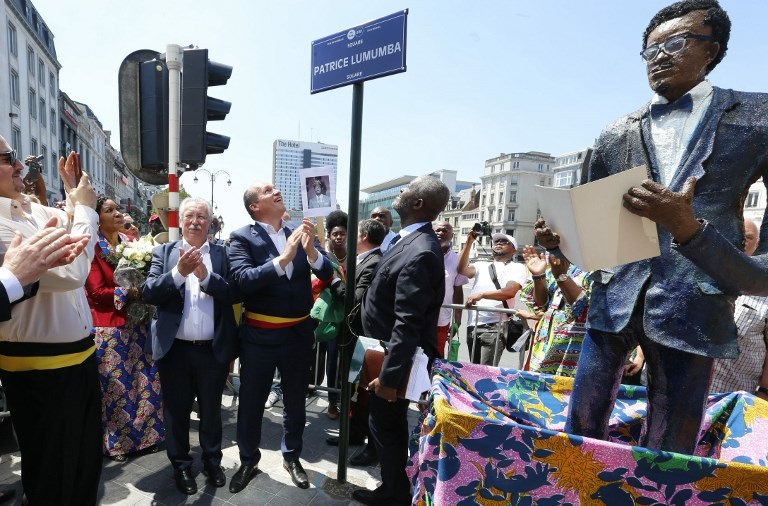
139, 60, 169, 171
180, 49, 232, 167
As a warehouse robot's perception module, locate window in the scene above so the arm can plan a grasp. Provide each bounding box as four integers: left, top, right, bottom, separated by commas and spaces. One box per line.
490, 194, 495, 205
29, 88, 37, 118
509, 191, 517, 203
497, 209, 502, 221
49, 72, 55, 96
510, 174, 519, 185
555, 171, 573, 187
41, 145, 47, 174
7, 22, 17, 57
10, 70, 20, 105
745, 191, 760, 208
11, 128, 21, 152
51, 154, 57, 177
30, 138, 38, 158
27, 46, 35, 76
508, 210, 516, 221
38, 58, 45, 86
39, 99, 46, 126
50, 107, 56, 130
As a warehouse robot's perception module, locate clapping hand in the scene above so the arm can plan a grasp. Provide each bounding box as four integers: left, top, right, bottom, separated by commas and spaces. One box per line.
178, 247, 203, 277
522, 245, 547, 276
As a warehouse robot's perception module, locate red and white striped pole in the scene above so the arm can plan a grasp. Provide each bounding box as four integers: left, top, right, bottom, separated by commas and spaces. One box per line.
166, 44, 182, 241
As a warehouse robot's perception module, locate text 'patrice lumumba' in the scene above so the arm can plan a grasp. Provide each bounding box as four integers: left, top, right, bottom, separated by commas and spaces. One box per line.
313, 42, 402, 76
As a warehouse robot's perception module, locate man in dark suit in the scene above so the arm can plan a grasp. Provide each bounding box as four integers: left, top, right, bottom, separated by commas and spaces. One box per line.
142, 197, 240, 495
228, 182, 333, 493
537, 0, 768, 455
353, 176, 450, 505
325, 218, 385, 465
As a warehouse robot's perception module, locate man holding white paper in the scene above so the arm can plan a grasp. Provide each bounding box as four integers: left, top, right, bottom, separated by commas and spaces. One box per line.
537, 0, 768, 456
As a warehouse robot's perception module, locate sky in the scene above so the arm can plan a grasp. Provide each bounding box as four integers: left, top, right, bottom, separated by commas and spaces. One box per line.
31, 0, 768, 236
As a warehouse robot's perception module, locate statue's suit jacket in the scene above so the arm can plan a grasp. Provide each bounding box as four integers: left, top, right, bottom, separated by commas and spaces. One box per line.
361, 224, 444, 388
585, 86, 768, 359
141, 240, 240, 363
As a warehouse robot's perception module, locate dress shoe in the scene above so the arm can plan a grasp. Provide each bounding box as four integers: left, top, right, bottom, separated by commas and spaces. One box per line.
327, 402, 339, 420
349, 445, 378, 466
325, 434, 366, 446
351, 486, 410, 506
229, 464, 258, 493
202, 465, 226, 487
174, 467, 197, 495
142, 444, 160, 454
109, 453, 127, 462
0, 486, 16, 505
283, 459, 309, 489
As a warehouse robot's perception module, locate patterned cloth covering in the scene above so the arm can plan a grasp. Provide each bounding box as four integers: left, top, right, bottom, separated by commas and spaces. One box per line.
408, 361, 768, 505
94, 323, 164, 456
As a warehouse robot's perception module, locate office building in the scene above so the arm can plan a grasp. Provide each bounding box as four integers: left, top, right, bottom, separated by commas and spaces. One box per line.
272, 139, 338, 220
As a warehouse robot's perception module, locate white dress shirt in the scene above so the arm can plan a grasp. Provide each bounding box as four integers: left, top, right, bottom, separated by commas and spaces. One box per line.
0, 197, 97, 343
650, 80, 714, 186
254, 220, 324, 278
172, 239, 214, 341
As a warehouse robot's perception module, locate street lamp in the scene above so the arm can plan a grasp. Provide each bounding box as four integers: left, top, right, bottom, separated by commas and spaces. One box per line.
193, 169, 232, 210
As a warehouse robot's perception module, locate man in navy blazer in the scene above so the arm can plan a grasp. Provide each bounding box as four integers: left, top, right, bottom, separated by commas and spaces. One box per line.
228, 181, 332, 493
538, 0, 768, 455
353, 176, 450, 506
142, 197, 240, 495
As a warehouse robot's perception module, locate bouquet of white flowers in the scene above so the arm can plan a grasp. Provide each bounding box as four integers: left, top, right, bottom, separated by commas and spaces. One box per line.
113, 236, 156, 325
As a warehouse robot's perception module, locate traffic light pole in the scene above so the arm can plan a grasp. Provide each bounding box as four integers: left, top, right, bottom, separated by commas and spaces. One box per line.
166, 44, 182, 241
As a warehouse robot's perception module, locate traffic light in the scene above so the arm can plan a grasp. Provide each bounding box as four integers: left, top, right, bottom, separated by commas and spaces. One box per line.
118, 49, 170, 185
139, 60, 169, 171
180, 49, 232, 167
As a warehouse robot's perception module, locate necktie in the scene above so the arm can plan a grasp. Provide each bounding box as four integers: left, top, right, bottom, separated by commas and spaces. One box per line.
650, 93, 693, 120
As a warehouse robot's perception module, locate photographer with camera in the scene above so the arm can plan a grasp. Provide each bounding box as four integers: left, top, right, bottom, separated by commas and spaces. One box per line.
457, 224, 527, 366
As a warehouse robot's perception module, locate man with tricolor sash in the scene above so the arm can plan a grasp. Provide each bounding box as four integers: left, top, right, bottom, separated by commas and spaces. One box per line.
228, 181, 333, 493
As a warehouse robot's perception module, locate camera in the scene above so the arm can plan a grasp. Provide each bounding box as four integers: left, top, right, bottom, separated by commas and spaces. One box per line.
472, 221, 492, 236
25, 154, 44, 168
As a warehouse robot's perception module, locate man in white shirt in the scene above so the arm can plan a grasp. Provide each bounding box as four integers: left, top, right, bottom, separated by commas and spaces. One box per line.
710, 220, 768, 400
0, 136, 101, 505
434, 222, 468, 359
142, 197, 240, 495
458, 231, 527, 366
228, 182, 333, 493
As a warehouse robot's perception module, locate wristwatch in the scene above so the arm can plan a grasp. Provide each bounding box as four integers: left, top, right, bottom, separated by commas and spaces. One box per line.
555, 273, 569, 283
756, 386, 768, 396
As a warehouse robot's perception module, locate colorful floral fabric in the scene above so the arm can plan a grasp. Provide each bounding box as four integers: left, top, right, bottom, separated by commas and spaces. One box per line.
94, 323, 164, 457
408, 361, 768, 505
520, 266, 591, 377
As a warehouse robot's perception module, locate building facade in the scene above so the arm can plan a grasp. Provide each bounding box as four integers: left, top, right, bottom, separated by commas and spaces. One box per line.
2, 0, 61, 203
552, 148, 592, 189
360, 169, 473, 232
475, 151, 556, 254
272, 139, 338, 220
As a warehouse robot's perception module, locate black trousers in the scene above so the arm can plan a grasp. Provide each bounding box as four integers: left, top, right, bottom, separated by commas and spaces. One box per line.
0, 344, 102, 506
157, 340, 229, 470
368, 393, 411, 502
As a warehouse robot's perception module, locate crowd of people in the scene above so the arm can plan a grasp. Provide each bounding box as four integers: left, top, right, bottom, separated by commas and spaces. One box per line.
1, 0, 767, 504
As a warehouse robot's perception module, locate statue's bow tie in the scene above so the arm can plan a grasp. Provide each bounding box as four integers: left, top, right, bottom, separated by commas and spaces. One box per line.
650, 94, 693, 119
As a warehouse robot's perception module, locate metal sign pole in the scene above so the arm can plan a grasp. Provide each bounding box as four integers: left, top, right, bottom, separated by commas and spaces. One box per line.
337, 81, 364, 483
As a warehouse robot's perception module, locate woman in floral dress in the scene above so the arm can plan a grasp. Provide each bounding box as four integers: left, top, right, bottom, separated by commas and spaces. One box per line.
85, 196, 164, 461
